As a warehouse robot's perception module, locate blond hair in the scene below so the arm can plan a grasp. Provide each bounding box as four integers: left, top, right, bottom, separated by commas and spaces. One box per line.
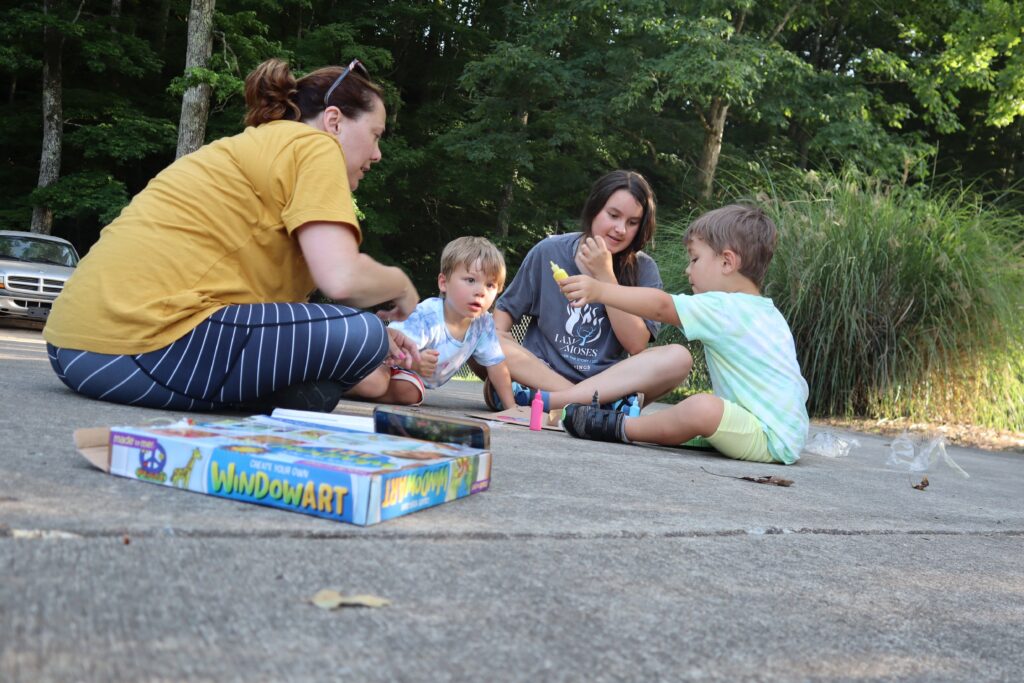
683, 204, 778, 288
440, 237, 506, 290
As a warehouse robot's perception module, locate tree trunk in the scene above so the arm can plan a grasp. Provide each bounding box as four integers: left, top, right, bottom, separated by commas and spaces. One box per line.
696, 97, 729, 202
175, 0, 216, 159
155, 0, 171, 54
495, 169, 518, 241
110, 0, 122, 30
495, 110, 528, 240
788, 119, 811, 169
31, 0, 64, 235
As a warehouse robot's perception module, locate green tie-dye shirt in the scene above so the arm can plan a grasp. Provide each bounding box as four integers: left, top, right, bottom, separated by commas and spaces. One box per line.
672, 291, 809, 464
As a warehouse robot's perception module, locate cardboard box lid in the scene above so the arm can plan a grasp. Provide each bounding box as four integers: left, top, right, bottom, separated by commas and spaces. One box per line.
466, 405, 564, 431
73, 427, 112, 472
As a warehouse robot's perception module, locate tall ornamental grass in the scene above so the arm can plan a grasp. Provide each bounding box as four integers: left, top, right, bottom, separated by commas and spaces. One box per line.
652, 170, 1024, 430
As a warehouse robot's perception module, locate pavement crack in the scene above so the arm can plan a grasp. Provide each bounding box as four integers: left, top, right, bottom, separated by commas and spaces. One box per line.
3, 526, 1022, 541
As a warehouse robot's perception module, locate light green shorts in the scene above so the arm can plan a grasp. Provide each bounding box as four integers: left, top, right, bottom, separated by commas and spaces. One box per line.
705, 399, 775, 463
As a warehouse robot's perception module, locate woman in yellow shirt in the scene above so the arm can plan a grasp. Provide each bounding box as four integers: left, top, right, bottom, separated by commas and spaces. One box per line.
44, 58, 419, 412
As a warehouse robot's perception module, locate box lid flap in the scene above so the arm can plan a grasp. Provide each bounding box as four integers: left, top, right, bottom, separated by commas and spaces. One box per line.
73, 427, 112, 472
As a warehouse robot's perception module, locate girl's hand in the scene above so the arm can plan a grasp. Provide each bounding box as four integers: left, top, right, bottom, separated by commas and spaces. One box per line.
560, 275, 604, 308
386, 328, 421, 367
577, 236, 614, 281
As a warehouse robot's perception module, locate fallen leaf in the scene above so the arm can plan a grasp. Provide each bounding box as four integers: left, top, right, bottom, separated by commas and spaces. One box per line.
740, 475, 794, 487
912, 476, 929, 491
122, 535, 131, 545
337, 594, 391, 608
700, 467, 793, 487
311, 589, 345, 610
310, 588, 390, 610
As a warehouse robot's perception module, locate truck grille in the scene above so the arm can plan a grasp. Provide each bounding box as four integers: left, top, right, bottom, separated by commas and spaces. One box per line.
5, 275, 65, 295
1, 298, 51, 310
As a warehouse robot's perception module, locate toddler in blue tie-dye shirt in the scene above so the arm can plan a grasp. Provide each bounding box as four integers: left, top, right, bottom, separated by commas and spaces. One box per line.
349, 237, 516, 408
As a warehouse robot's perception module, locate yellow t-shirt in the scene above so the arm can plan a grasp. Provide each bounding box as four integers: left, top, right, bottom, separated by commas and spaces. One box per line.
45, 120, 360, 354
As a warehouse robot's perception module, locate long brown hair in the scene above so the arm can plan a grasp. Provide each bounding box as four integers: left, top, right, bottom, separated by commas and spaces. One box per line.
243, 58, 384, 128
579, 170, 657, 286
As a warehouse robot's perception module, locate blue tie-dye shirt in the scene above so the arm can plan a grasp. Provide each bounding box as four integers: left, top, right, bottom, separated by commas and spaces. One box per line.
389, 297, 506, 389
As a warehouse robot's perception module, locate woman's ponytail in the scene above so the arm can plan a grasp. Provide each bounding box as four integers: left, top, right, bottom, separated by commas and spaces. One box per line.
243, 59, 301, 127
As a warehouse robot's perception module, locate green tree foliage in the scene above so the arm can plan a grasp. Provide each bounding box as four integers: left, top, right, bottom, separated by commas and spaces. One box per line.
438, 3, 646, 249
2, 0, 1023, 270
611, 1, 812, 198
30, 170, 130, 224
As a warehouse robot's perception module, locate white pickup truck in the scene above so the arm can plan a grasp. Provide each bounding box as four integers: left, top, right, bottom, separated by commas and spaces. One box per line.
0, 230, 80, 324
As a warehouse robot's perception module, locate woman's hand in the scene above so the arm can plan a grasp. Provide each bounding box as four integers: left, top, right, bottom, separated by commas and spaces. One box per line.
576, 236, 615, 281
375, 275, 419, 322
560, 274, 605, 308
376, 282, 419, 325
385, 328, 421, 367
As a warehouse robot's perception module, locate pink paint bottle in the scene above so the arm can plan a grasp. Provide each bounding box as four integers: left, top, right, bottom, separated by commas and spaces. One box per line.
529, 391, 544, 431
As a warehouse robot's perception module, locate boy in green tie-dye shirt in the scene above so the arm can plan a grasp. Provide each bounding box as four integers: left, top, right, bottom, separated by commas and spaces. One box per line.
557, 204, 809, 464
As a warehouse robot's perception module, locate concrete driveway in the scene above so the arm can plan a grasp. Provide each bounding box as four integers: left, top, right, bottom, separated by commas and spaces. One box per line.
2, 324, 1021, 682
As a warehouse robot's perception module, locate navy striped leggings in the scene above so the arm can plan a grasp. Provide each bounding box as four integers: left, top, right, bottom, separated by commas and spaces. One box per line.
47, 303, 388, 411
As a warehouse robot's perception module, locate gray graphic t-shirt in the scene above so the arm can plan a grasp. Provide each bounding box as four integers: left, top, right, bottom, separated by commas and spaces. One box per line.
496, 233, 663, 382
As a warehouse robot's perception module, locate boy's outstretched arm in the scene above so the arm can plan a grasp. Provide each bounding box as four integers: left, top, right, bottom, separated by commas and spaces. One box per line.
560, 276, 681, 327
486, 360, 516, 410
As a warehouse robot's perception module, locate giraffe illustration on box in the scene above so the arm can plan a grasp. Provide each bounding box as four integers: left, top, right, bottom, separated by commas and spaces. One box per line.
171, 449, 202, 489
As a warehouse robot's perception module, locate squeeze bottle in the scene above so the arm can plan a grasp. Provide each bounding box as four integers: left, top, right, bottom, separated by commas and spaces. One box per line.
529, 391, 544, 431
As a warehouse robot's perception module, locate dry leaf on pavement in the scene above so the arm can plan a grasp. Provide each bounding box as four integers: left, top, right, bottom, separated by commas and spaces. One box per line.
700, 467, 793, 487
338, 594, 391, 608
740, 475, 794, 487
311, 588, 390, 610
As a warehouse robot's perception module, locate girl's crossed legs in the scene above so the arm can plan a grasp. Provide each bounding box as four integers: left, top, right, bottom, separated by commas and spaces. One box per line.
496, 333, 693, 410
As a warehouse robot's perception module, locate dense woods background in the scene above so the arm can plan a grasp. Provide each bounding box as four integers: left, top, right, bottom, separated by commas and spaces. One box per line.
5, 1, 1023, 271
3, 0, 1022, 427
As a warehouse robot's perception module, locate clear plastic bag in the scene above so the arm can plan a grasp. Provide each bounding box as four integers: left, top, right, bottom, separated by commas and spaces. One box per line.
887, 432, 969, 478
803, 430, 860, 458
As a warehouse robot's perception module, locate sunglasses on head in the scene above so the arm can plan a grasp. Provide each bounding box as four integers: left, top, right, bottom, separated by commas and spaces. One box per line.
323, 59, 370, 109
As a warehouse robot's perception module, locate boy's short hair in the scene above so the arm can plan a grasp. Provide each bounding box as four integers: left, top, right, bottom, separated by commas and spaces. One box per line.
683, 204, 778, 288
440, 236, 506, 290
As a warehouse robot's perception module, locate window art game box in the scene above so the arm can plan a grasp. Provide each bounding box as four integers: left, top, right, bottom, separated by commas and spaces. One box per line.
73, 414, 491, 526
